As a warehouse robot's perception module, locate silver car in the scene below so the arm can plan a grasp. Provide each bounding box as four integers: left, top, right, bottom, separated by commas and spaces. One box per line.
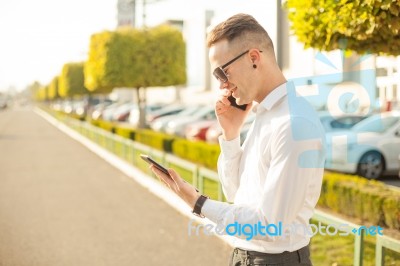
325, 111, 400, 179
150, 105, 203, 132
165, 105, 216, 137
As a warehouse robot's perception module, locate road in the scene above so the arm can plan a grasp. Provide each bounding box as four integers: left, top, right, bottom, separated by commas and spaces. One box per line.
0, 106, 231, 266
381, 174, 400, 188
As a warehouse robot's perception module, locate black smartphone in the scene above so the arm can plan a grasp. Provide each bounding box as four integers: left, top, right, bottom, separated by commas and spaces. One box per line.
140, 154, 200, 192
140, 154, 170, 177
228, 95, 247, 111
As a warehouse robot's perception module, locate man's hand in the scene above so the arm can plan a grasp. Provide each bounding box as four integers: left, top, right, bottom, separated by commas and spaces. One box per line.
150, 165, 200, 209
215, 89, 252, 141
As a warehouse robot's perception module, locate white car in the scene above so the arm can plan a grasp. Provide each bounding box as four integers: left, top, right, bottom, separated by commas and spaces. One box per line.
150, 105, 203, 132
325, 111, 400, 179
318, 111, 368, 132
165, 105, 216, 137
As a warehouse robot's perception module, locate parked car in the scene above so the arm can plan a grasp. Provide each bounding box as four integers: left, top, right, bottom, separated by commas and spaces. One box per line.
165, 105, 216, 137
74, 97, 106, 118
150, 105, 204, 132
206, 112, 256, 143
398, 154, 400, 178
62, 100, 74, 114
84, 98, 113, 119
318, 111, 368, 132
185, 119, 218, 141
127, 103, 166, 126
101, 102, 128, 121
144, 103, 187, 124
325, 111, 400, 179
112, 102, 137, 122
90, 101, 115, 120
205, 121, 222, 144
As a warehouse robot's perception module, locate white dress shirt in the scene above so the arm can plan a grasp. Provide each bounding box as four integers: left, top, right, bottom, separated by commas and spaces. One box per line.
202, 82, 326, 253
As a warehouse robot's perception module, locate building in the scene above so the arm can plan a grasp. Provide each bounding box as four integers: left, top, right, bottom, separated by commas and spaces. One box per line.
116, 0, 399, 110
117, 0, 136, 28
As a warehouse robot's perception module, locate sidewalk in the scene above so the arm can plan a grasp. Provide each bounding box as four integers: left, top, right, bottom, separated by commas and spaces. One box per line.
0, 106, 231, 266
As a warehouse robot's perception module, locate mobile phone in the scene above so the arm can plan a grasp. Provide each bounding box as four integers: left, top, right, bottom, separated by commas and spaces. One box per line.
228, 95, 247, 111
141, 154, 200, 192
140, 154, 170, 177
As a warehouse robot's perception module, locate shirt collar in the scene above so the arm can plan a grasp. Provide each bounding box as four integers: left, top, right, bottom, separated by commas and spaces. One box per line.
253, 82, 288, 112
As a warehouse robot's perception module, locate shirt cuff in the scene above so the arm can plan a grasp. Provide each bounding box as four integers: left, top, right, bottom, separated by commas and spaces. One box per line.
201, 198, 227, 223
218, 135, 241, 159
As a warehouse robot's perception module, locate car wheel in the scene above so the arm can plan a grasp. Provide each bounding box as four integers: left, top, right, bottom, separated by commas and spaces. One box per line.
356, 151, 385, 179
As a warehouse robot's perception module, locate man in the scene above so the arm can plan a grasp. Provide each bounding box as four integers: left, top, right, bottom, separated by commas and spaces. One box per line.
151, 13, 325, 266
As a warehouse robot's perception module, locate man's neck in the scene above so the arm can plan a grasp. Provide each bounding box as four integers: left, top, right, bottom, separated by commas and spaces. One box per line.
256, 75, 287, 103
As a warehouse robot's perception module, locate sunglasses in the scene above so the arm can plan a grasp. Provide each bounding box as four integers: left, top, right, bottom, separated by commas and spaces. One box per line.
213, 50, 249, 83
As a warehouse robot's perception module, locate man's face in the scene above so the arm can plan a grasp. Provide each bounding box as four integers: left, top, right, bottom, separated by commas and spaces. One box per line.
209, 40, 255, 105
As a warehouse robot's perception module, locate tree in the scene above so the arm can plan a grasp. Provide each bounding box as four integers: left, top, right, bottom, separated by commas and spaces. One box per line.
284, 0, 400, 55
28, 81, 42, 101
134, 25, 186, 127
59, 62, 89, 99
84, 25, 186, 128
143, 25, 186, 87
48, 76, 59, 100
35, 85, 48, 102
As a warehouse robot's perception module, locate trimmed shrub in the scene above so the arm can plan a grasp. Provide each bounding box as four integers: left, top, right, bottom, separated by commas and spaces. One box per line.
383, 194, 400, 230
319, 172, 400, 229
172, 138, 220, 169
135, 129, 176, 151
115, 126, 137, 141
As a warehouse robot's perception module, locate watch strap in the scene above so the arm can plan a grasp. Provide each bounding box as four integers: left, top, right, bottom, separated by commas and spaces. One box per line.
192, 195, 209, 218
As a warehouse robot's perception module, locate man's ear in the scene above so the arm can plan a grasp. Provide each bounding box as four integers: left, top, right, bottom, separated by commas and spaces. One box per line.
249, 49, 261, 63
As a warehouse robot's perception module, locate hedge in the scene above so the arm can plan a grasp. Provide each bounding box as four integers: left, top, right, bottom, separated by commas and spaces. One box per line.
319, 172, 400, 230
171, 138, 220, 170
135, 129, 176, 152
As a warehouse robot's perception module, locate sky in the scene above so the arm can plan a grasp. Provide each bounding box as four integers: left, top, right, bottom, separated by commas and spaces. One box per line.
0, 0, 274, 94
0, 0, 117, 92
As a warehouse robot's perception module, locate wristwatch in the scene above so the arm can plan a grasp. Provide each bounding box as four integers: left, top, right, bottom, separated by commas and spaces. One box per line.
192, 195, 209, 218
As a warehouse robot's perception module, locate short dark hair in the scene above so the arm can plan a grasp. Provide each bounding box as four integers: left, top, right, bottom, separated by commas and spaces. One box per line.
206, 13, 274, 53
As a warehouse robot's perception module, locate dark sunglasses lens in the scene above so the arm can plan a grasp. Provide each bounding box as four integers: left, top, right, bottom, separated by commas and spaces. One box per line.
213, 68, 227, 82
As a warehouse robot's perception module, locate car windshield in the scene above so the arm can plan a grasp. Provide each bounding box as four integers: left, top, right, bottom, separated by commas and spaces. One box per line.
193, 106, 214, 117
352, 115, 399, 133
178, 105, 204, 116
330, 116, 365, 129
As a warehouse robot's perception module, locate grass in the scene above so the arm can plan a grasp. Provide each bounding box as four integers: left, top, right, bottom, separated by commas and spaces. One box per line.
310, 219, 400, 265
203, 178, 220, 200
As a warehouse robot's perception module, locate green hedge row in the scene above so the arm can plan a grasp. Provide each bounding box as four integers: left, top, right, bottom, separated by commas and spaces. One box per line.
319, 172, 400, 230
172, 138, 220, 170
89, 119, 218, 168
65, 113, 400, 232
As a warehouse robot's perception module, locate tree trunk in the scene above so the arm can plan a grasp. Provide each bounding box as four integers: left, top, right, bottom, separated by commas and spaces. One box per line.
175, 85, 182, 102
136, 87, 147, 128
